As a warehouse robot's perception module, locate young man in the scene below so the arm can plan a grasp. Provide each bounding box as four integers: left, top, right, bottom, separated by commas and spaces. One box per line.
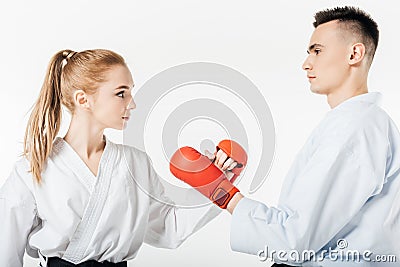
172, 6, 400, 266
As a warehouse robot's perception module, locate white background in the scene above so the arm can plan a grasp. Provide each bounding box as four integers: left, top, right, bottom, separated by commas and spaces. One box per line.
0, 1, 399, 266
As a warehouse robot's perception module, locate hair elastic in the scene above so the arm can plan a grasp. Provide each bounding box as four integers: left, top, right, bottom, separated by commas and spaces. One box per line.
62, 51, 77, 68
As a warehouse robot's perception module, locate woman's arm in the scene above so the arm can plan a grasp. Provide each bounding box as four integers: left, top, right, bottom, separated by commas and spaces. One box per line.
143, 154, 221, 249
0, 162, 38, 267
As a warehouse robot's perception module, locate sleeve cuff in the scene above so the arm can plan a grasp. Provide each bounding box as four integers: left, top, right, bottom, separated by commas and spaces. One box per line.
230, 197, 268, 255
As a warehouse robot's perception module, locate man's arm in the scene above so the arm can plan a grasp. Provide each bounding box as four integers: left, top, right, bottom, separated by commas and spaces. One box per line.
227, 192, 244, 214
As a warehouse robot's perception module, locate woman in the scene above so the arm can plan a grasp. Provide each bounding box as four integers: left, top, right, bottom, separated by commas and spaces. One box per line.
0, 49, 223, 267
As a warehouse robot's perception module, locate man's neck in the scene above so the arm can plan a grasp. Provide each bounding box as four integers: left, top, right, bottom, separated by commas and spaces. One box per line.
327, 85, 368, 109
327, 69, 370, 108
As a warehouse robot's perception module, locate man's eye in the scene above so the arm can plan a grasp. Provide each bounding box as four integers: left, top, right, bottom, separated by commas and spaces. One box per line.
315, 49, 321, 55
117, 91, 125, 98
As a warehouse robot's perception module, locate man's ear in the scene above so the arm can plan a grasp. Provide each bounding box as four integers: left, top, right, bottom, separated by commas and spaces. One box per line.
349, 43, 366, 65
73, 89, 91, 110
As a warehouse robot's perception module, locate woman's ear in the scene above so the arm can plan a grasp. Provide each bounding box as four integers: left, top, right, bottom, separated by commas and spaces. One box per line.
73, 89, 91, 110
349, 43, 366, 65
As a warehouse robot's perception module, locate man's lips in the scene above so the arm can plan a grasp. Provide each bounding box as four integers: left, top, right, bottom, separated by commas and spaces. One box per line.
307, 75, 316, 82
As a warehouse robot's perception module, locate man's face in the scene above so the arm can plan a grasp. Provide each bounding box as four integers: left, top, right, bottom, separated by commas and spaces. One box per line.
302, 20, 350, 95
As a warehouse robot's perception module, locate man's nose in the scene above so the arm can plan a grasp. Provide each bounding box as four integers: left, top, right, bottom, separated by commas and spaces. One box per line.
302, 56, 312, 71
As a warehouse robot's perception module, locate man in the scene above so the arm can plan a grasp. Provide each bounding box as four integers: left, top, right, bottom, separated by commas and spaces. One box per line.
171, 6, 400, 266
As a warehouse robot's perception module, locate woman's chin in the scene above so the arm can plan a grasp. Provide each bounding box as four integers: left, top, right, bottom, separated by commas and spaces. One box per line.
122, 122, 129, 130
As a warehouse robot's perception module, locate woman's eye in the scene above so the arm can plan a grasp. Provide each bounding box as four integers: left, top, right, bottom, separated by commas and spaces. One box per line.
315, 49, 321, 55
117, 91, 125, 98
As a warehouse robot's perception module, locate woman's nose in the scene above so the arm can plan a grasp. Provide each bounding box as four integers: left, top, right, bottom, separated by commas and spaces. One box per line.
127, 98, 136, 110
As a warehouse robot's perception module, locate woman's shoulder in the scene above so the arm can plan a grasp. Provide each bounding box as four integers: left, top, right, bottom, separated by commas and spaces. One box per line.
111, 141, 152, 165
1, 156, 36, 206
108, 138, 147, 157
13, 156, 31, 180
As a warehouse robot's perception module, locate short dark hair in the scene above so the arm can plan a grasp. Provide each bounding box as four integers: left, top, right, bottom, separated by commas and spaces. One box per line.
313, 6, 379, 63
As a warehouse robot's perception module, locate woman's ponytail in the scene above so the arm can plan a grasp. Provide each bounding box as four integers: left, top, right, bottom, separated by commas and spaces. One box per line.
23, 50, 75, 183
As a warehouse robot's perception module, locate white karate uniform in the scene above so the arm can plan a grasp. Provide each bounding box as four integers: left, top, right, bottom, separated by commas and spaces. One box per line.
0, 137, 221, 267
230, 92, 400, 266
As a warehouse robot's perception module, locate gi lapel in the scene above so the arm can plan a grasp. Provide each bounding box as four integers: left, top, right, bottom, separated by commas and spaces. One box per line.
56, 136, 117, 264
53, 137, 97, 193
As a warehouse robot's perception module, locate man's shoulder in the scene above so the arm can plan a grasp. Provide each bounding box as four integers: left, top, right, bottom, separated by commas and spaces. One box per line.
330, 101, 390, 129
359, 103, 393, 129
316, 103, 392, 146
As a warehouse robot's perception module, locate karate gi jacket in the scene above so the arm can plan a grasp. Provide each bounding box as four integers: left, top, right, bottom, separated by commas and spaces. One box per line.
230, 92, 400, 266
0, 136, 220, 266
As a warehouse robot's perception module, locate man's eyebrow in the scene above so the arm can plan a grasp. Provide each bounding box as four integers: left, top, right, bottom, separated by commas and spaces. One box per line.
307, 43, 325, 54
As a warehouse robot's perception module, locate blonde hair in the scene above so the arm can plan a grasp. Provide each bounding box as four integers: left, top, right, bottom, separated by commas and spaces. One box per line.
23, 49, 126, 183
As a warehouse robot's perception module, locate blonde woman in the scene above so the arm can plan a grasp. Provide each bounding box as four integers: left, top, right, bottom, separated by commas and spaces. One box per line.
0, 49, 230, 267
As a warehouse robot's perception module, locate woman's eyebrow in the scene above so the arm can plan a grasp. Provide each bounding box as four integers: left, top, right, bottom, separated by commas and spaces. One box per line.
114, 85, 133, 90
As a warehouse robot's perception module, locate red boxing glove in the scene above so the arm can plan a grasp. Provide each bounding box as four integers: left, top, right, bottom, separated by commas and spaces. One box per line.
216, 139, 247, 183
170, 146, 239, 209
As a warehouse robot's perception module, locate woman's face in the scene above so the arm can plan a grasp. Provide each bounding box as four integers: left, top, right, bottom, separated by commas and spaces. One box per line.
89, 65, 136, 130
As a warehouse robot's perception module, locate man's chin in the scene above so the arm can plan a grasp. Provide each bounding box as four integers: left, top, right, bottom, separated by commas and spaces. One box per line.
310, 86, 326, 95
